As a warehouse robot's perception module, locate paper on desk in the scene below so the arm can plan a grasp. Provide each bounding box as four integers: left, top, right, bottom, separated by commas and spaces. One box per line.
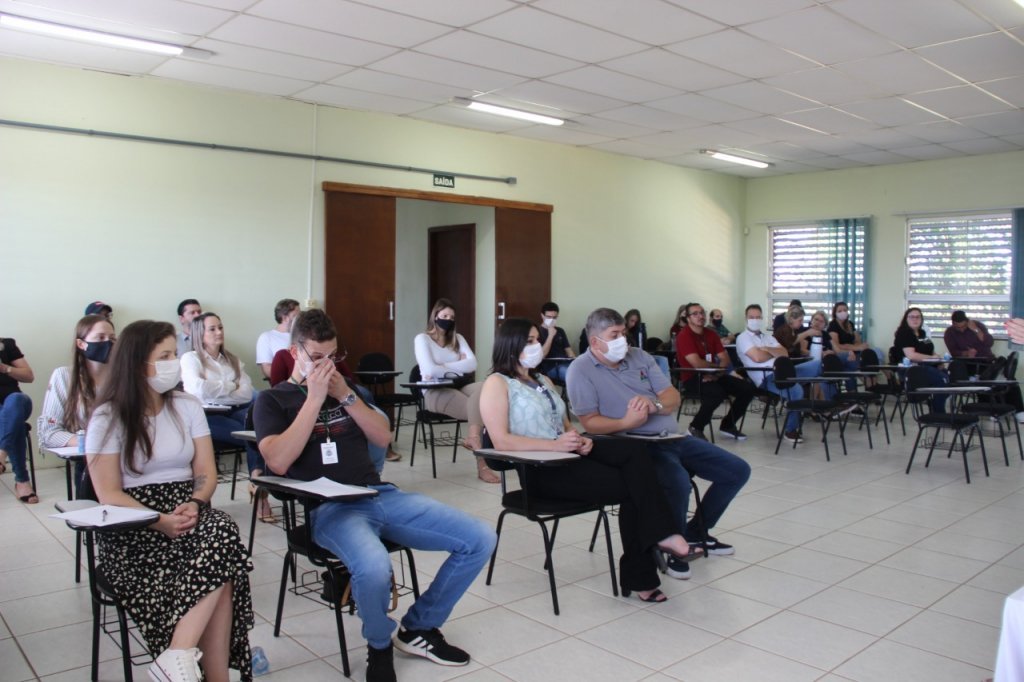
255, 475, 376, 497
475, 449, 579, 462
51, 504, 158, 526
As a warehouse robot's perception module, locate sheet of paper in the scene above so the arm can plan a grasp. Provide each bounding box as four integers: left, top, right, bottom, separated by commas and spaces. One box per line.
254, 475, 377, 498
476, 449, 579, 462
51, 504, 159, 527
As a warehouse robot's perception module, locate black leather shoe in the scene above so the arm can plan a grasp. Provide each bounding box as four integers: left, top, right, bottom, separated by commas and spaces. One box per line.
366, 643, 396, 682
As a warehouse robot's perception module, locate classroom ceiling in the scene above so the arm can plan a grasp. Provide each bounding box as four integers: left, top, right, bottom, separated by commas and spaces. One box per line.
3, 0, 1024, 177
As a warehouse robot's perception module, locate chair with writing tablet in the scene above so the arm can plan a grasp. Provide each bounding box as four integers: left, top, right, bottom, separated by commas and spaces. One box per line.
406, 365, 465, 478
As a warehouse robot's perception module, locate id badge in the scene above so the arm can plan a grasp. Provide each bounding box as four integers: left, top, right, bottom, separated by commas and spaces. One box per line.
705, 353, 713, 363
321, 441, 339, 465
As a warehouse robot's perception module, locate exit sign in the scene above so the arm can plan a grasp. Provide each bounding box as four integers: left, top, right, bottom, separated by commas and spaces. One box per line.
433, 174, 455, 188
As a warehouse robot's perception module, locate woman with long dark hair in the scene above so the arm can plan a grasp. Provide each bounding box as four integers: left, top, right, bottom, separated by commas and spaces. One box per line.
893, 307, 948, 413
38, 314, 115, 496
413, 298, 497, 483
479, 318, 701, 603
86, 320, 253, 682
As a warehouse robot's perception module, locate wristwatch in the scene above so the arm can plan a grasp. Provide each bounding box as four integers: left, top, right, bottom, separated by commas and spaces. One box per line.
339, 392, 358, 407
653, 399, 664, 412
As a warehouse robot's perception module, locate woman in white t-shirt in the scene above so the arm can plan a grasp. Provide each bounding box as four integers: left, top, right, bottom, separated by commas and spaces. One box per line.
413, 298, 498, 483
181, 312, 270, 520
86, 320, 253, 682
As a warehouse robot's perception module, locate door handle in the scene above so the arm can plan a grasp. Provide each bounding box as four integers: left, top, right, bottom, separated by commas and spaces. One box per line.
498, 302, 506, 320
388, 301, 394, 321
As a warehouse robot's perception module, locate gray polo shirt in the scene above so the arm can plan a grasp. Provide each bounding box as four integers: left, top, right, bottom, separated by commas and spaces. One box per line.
567, 348, 679, 436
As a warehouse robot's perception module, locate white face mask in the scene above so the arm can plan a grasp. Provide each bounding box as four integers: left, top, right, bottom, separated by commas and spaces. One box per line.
299, 360, 314, 378
836, 311, 849, 322
600, 335, 628, 363
147, 359, 181, 393
542, 317, 556, 327
520, 342, 544, 369
747, 318, 763, 332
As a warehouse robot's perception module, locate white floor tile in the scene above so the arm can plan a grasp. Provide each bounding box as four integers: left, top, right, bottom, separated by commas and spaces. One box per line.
733, 610, 876, 670
662, 639, 824, 681
790, 586, 921, 636
653, 586, 780, 638
709, 565, 829, 608
576, 609, 721, 670
834, 639, 990, 682
492, 637, 652, 682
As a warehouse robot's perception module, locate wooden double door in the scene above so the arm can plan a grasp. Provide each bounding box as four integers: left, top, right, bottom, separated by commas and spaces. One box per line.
323, 183, 552, 370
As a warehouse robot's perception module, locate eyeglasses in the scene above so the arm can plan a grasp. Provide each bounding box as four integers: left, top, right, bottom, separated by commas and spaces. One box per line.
688, 311, 706, 318
301, 345, 346, 363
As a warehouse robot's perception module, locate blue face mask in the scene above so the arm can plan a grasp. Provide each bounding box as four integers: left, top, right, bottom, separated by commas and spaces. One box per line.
83, 340, 113, 364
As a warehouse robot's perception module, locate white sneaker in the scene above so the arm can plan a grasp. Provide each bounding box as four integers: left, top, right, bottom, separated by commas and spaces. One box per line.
1015, 412, 1024, 423
148, 648, 203, 682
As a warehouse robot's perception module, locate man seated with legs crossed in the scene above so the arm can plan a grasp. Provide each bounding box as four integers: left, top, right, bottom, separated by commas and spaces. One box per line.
567, 308, 750, 580
253, 310, 495, 682
676, 302, 754, 441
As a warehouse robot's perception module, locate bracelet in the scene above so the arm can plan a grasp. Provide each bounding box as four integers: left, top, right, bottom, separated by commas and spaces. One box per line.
189, 497, 210, 510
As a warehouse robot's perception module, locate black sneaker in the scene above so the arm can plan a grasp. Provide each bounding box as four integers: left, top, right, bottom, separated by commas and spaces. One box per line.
703, 535, 735, 556
395, 627, 470, 666
366, 643, 396, 682
719, 424, 748, 441
784, 430, 804, 443
688, 426, 708, 441
662, 554, 692, 580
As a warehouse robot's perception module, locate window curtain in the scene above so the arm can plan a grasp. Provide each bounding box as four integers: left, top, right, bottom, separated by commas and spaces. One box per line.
827, 218, 869, 334
1011, 209, 1024, 348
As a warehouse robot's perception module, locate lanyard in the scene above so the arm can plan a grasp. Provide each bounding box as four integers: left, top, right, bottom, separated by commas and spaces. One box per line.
525, 379, 563, 436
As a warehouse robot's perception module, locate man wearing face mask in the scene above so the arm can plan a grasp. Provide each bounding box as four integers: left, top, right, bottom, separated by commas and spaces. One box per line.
537, 301, 575, 384
706, 309, 735, 345
567, 308, 750, 581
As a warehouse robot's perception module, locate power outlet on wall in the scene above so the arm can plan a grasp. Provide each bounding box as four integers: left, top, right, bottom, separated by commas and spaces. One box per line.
305, 298, 318, 308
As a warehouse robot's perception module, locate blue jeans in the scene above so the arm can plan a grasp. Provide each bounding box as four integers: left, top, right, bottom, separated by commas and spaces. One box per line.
311, 484, 495, 649
206, 403, 265, 473
542, 362, 569, 384
355, 385, 387, 474
647, 437, 750, 542
0, 393, 32, 483
760, 359, 831, 432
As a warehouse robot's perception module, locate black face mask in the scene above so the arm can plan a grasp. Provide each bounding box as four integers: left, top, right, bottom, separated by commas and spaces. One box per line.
711, 318, 723, 327
83, 340, 113, 364
435, 318, 455, 332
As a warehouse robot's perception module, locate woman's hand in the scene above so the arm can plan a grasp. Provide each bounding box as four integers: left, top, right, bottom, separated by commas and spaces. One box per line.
553, 430, 584, 452
576, 436, 593, 456
152, 511, 198, 538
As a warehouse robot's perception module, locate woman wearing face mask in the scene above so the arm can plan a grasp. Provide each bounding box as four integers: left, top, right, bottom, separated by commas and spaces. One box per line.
480, 318, 700, 603
828, 302, 884, 362
180, 313, 269, 520
38, 314, 116, 498
413, 298, 498, 483
86, 320, 254, 682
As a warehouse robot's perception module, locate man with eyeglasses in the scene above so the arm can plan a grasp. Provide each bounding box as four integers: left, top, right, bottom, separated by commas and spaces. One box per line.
567, 308, 750, 581
537, 301, 576, 383
676, 303, 754, 441
254, 309, 494, 682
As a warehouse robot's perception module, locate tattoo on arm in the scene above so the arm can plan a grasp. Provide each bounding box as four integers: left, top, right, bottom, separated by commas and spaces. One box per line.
192, 474, 207, 491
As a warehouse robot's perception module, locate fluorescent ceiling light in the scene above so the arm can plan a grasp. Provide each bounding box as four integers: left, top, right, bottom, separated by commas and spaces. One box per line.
0, 13, 198, 57
456, 98, 564, 126
701, 149, 772, 169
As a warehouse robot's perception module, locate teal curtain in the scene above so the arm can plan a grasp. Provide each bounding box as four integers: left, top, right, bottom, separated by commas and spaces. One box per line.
827, 218, 869, 334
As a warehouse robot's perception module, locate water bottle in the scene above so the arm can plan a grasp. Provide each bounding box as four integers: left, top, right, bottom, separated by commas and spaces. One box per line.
76, 430, 86, 455
942, 352, 952, 362
251, 646, 269, 676
902, 357, 912, 367
809, 336, 823, 361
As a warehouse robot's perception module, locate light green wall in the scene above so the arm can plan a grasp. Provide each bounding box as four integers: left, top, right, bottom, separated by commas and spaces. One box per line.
743, 151, 1024, 355
1, 57, 746, 446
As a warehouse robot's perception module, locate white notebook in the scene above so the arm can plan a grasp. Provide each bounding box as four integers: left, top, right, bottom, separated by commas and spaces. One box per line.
253, 475, 378, 498
51, 504, 159, 527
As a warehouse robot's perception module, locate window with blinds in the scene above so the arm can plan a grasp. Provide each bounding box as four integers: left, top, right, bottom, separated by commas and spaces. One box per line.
769, 222, 867, 325
906, 213, 1012, 337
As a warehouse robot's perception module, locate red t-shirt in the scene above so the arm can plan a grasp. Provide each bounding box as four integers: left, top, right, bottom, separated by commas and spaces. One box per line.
675, 325, 725, 382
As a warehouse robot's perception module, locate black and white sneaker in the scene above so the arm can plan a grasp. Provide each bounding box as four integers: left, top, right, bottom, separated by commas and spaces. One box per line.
662, 554, 692, 580
702, 535, 735, 556
395, 627, 470, 666
687, 426, 708, 441
719, 424, 748, 441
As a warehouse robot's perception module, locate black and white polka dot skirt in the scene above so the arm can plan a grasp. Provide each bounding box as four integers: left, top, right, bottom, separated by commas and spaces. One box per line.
98, 480, 255, 680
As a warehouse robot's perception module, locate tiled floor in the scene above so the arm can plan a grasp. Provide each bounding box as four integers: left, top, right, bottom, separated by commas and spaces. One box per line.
1, 409, 1020, 681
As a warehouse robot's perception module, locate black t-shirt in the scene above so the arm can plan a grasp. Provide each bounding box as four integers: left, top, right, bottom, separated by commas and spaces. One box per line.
827, 321, 856, 346
538, 325, 571, 359
0, 338, 24, 403
893, 327, 934, 360
253, 382, 381, 487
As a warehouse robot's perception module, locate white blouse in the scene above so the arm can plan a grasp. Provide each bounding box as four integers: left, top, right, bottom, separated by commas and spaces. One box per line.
413, 333, 476, 380
180, 350, 254, 405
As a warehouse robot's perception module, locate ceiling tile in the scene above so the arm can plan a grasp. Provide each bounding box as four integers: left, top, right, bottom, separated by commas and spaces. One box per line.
906, 85, 1014, 118
977, 76, 1024, 108
293, 83, 432, 114
569, 114, 659, 138
829, 0, 996, 48
701, 81, 819, 115
544, 65, 678, 103
727, 115, 831, 140
801, 156, 868, 169
249, 0, 451, 48
742, 141, 830, 161
489, 80, 627, 115
409, 104, 531, 132
942, 137, 1021, 154
764, 67, 889, 105
957, 110, 1024, 136
892, 144, 961, 160
646, 93, 758, 123
152, 59, 311, 96
369, 50, 527, 91
469, 5, 647, 62
191, 39, 352, 82
415, 31, 582, 78
0, 28, 167, 74
600, 48, 746, 91
587, 138, 676, 158
842, 129, 930, 150
632, 124, 768, 152
842, 149, 916, 165
659, 152, 731, 170
0, 0, 233, 38
892, 120, 989, 143
916, 33, 1024, 83
743, 6, 900, 65
839, 98, 946, 126
506, 125, 614, 146
667, 28, 819, 79
954, 0, 1024, 30
662, 0, 816, 27
361, 0, 517, 26
832, 52, 963, 96
534, 0, 723, 45
594, 104, 703, 130
188, 0, 252, 9
796, 137, 877, 155
779, 107, 875, 134
209, 15, 397, 64
327, 69, 464, 103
